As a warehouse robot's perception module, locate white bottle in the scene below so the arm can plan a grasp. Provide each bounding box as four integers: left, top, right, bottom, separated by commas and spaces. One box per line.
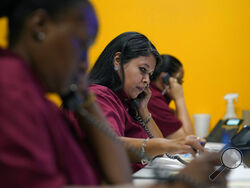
224, 93, 238, 119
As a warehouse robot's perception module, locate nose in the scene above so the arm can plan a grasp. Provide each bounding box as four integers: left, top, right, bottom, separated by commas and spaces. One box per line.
142, 74, 150, 85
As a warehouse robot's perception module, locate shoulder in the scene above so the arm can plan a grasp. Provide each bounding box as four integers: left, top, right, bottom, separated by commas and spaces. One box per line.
89, 84, 120, 103
89, 84, 114, 95
89, 85, 126, 136
0, 49, 44, 99
0, 50, 30, 84
0, 50, 53, 124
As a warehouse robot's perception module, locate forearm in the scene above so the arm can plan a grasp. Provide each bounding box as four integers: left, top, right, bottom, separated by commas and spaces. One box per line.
174, 97, 193, 135
75, 101, 132, 184
120, 137, 172, 163
166, 128, 186, 139
146, 118, 164, 138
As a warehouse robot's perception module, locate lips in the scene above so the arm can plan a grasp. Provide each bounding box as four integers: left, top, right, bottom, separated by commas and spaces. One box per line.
136, 87, 143, 92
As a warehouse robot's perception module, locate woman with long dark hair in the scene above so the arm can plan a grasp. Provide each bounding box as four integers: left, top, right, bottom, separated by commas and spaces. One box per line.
89, 32, 205, 172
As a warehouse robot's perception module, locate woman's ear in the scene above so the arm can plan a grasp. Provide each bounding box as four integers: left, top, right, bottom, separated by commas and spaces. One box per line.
26, 9, 50, 42
113, 52, 121, 71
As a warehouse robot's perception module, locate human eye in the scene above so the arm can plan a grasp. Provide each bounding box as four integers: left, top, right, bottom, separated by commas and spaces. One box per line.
139, 67, 147, 74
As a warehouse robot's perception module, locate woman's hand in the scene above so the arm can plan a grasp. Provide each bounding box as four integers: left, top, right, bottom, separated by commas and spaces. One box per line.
183, 135, 206, 155
162, 135, 206, 157
137, 84, 152, 119
165, 77, 184, 101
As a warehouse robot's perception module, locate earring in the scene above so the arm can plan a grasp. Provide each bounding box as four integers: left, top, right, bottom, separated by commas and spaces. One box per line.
114, 66, 118, 71
37, 32, 46, 41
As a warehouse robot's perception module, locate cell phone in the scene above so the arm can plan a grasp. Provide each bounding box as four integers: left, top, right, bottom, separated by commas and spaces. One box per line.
130, 91, 146, 110
61, 84, 83, 111
162, 73, 170, 86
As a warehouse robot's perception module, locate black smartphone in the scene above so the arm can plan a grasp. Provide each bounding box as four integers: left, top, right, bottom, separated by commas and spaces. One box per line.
129, 91, 146, 118
61, 85, 83, 111
130, 91, 146, 109
162, 73, 170, 86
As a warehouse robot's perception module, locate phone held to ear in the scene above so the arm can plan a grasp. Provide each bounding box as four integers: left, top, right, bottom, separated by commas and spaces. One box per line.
129, 91, 146, 111
61, 84, 84, 111
129, 91, 191, 165
161, 73, 170, 96
162, 72, 170, 86
129, 91, 154, 138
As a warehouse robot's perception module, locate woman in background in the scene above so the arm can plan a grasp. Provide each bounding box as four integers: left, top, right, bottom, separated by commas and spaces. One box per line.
149, 55, 193, 138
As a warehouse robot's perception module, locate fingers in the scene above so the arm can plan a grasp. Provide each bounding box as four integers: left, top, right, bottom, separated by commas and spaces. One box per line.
142, 88, 151, 101
198, 137, 207, 146
181, 145, 196, 157
169, 77, 178, 84
185, 135, 205, 153
169, 141, 196, 157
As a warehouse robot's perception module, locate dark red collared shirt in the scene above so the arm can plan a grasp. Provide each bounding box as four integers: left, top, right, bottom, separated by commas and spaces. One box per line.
0, 49, 100, 187
89, 84, 147, 171
148, 82, 182, 137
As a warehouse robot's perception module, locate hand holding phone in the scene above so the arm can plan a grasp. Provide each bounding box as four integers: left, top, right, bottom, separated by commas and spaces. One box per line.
129, 84, 152, 121
163, 77, 184, 101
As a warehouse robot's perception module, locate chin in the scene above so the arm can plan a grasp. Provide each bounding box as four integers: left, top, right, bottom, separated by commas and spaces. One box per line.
133, 91, 142, 99
127, 92, 137, 99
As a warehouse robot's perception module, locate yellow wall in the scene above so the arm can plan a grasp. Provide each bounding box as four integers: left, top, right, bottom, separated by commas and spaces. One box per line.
1, 0, 250, 130
89, 0, 250, 130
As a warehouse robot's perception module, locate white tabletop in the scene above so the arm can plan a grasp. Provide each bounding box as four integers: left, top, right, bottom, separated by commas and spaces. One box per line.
133, 142, 250, 188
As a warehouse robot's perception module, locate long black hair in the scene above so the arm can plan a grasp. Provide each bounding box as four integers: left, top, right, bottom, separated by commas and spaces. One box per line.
0, 0, 90, 47
150, 54, 182, 81
89, 32, 161, 92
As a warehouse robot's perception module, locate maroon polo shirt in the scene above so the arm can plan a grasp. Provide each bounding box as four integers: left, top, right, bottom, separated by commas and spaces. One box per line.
148, 82, 182, 137
0, 49, 100, 187
89, 84, 147, 172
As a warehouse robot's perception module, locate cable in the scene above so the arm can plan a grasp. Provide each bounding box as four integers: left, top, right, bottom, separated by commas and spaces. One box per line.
134, 113, 188, 166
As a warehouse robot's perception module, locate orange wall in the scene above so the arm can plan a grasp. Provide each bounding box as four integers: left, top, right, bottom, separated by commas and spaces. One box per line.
1, 0, 250, 130
89, 0, 250, 129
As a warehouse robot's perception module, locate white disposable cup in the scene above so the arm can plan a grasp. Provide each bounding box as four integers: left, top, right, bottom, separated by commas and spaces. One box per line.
193, 114, 211, 138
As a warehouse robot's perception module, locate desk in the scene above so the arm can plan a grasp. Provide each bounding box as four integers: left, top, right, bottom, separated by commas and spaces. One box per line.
133, 142, 250, 188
